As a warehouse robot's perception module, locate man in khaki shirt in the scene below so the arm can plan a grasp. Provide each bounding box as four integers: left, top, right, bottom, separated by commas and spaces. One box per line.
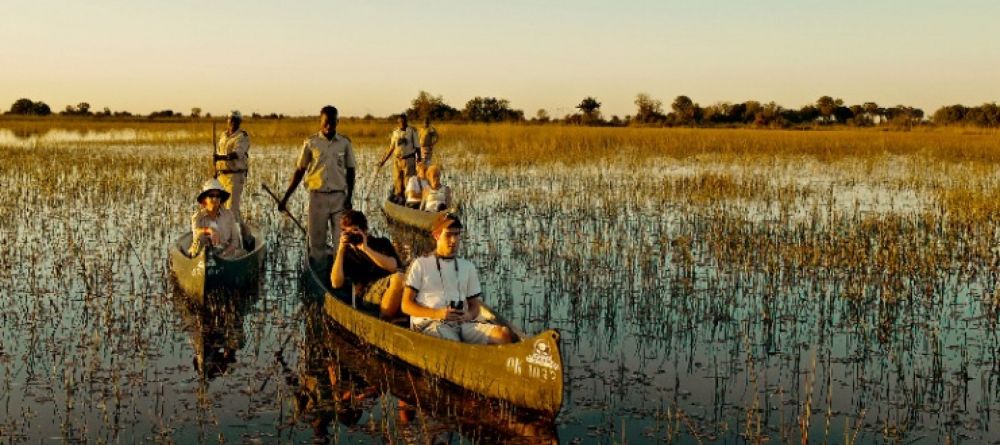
279, 106, 357, 265
419, 117, 439, 165
377, 114, 421, 203
214, 110, 250, 221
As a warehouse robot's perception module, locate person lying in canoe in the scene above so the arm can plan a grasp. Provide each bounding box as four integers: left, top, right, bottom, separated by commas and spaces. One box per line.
404, 163, 430, 209
330, 210, 406, 319
421, 164, 452, 212
402, 214, 511, 344
189, 178, 243, 258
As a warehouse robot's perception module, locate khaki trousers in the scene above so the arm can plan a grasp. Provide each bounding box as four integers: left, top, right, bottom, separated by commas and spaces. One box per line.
392, 157, 416, 198
308, 191, 346, 264
217, 172, 245, 221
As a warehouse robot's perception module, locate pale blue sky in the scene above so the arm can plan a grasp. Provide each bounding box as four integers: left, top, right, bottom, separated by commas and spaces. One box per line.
2, 0, 998, 117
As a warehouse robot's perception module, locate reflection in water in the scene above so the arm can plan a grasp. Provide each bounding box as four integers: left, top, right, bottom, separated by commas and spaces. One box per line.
171, 288, 259, 381
282, 301, 560, 444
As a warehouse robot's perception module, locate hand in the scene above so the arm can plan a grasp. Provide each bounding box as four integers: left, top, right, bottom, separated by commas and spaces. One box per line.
204, 228, 221, 245
442, 307, 465, 322
344, 199, 353, 210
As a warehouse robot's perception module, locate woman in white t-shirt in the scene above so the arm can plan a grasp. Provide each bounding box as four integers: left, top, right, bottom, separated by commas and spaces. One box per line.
401, 215, 511, 344
405, 163, 430, 209
421, 165, 452, 212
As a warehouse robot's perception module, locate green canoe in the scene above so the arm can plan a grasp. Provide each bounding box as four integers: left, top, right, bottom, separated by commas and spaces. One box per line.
169, 223, 265, 305
302, 259, 564, 416
382, 199, 447, 232
299, 303, 560, 441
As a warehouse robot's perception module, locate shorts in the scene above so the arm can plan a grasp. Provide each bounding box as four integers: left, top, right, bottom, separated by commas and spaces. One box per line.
412, 319, 499, 344
359, 274, 393, 306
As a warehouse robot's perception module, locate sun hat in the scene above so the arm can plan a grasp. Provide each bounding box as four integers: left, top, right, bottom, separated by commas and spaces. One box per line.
229, 110, 242, 120
197, 178, 231, 203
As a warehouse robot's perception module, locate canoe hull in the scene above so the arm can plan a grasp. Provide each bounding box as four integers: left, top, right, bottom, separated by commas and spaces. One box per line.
382, 199, 446, 232
169, 223, 265, 305
302, 260, 564, 416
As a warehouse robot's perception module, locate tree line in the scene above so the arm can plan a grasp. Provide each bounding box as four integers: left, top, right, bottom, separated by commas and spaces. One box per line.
7, 94, 1000, 128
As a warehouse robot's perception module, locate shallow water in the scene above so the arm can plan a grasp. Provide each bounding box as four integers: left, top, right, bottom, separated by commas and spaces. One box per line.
2, 131, 1000, 444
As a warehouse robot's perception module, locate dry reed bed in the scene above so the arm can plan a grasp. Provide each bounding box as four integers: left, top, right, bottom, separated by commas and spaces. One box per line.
3, 122, 1000, 442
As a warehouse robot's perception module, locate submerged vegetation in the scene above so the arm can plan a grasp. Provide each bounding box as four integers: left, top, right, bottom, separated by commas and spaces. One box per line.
2, 120, 1000, 443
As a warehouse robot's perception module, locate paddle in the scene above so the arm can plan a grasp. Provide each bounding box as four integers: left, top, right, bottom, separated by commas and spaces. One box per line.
359, 162, 385, 205
261, 182, 307, 235
211, 121, 217, 178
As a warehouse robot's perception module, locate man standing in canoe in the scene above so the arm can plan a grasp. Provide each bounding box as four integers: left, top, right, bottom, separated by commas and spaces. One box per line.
214, 110, 250, 221
279, 105, 357, 265
419, 117, 438, 165
376, 114, 421, 204
401, 214, 512, 344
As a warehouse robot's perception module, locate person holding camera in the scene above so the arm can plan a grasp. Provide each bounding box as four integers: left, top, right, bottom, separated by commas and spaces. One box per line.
401, 214, 511, 344
330, 210, 405, 319
376, 114, 421, 204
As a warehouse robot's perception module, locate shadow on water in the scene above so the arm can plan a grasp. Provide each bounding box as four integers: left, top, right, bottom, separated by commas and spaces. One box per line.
282, 300, 560, 444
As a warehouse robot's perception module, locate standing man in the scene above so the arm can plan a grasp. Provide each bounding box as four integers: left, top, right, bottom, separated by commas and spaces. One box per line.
377, 114, 420, 203
279, 106, 356, 265
214, 110, 250, 221
419, 117, 439, 165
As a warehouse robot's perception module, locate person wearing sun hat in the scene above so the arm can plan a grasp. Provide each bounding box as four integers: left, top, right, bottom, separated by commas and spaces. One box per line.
214, 110, 250, 221
401, 213, 512, 344
189, 178, 244, 258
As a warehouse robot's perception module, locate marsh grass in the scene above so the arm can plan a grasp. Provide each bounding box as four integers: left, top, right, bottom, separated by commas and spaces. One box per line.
3, 119, 1000, 443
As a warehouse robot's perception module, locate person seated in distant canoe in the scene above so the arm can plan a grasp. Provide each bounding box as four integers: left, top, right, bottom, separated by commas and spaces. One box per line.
402, 214, 512, 344
404, 163, 430, 209
420, 165, 452, 212
189, 178, 244, 258
330, 210, 406, 319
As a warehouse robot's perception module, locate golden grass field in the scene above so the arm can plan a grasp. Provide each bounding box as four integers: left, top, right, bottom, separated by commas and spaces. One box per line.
3, 116, 1000, 442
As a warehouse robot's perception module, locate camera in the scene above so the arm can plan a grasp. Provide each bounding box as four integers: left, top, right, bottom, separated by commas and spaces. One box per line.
346, 232, 364, 245
449, 300, 465, 310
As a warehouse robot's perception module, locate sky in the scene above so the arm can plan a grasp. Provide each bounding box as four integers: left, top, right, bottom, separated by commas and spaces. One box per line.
2, 0, 999, 118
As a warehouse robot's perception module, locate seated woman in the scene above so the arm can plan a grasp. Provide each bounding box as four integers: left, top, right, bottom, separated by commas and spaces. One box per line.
404, 163, 430, 209
330, 210, 406, 319
189, 178, 243, 258
421, 165, 452, 212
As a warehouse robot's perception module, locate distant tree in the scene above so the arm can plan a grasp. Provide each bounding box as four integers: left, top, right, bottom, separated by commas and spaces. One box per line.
462, 97, 524, 122
191, 107, 202, 118
832, 106, 854, 124
634, 93, 666, 124
816, 96, 843, 123
148, 109, 175, 118
407, 91, 459, 121
33, 101, 51, 116
670, 95, 699, 125
8, 98, 35, 114
863, 102, 881, 124
535, 108, 550, 123
797, 104, 821, 123
575, 96, 602, 125
76, 102, 91, 115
